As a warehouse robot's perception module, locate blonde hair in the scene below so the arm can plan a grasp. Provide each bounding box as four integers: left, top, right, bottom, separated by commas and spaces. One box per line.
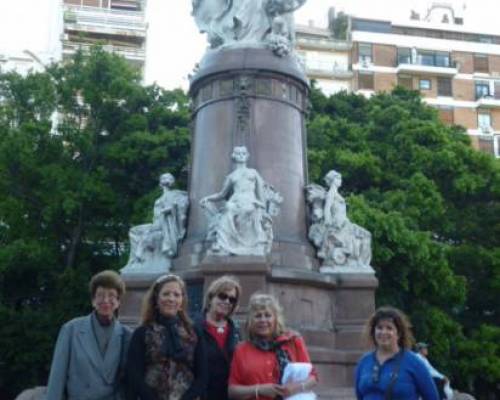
245, 293, 287, 339
140, 274, 193, 333
364, 306, 415, 349
203, 275, 242, 315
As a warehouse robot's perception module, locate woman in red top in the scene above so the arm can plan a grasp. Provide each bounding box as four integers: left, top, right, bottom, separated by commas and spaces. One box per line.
228, 293, 317, 399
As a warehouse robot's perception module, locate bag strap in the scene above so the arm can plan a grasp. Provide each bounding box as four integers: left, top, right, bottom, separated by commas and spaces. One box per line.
384, 350, 404, 400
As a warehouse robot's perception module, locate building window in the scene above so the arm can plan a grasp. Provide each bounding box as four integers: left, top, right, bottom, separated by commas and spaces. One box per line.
437, 107, 454, 124
495, 81, 500, 99
478, 111, 492, 132
437, 77, 452, 96
417, 50, 451, 67
398, 75, 413, 89
475, 81, 491, 99
358, 72, 374, 90
359, 43, 373, 65
397, 48, 411, 65
473, 54, 489, 73
419, 79, 431, 90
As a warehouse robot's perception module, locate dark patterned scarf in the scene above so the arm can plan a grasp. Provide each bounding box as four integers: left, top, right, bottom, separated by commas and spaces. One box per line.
251, 336, 291, 390
157, 315, 187, 362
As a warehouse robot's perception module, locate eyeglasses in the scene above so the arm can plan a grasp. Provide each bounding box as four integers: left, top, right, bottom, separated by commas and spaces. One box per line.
372, 363, 380, 384
217, 292, 238, 305
95, 293, 118, 302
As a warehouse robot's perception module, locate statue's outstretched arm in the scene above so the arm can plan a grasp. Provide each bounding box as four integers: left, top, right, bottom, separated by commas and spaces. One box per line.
200, 176, 232, 205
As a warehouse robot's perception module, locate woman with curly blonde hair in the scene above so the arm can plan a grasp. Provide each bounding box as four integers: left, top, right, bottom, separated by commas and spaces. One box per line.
228, 293, 317, 399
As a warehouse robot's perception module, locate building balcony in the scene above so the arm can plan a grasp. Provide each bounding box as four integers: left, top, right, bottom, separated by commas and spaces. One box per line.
299, 58, 353, 80
63, 5, 146, 38
396, 61, 458, 76
296, 36, 352, 52
476, 95, 500, 108
63, 41, 145, 62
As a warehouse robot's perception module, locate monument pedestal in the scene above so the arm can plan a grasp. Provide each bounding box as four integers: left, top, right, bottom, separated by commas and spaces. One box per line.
121, 262, 377, 395
120, 47, 378, 397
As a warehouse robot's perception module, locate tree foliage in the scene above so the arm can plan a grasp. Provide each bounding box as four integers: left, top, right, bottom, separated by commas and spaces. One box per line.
0, 48, 498, 399
0, 48, 190, 398
308, 85, 500, 398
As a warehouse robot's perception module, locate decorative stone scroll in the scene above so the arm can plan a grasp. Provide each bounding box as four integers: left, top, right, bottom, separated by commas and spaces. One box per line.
121, 173, 189, 274
192, 0, 307, 56
305, 170, 373, 273
200, 146, 282, 256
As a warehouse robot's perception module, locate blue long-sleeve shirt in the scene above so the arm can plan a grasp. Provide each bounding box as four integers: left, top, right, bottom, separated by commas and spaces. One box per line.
355, 349, 439, 400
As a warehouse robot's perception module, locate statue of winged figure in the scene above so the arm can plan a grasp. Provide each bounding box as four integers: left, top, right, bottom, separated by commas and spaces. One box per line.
192, 0, 306, 55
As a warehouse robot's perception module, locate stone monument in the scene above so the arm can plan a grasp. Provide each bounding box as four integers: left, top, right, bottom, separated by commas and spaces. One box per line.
200, 146, 282, 256
306, 170, 373, 273
121, 173, 188, 275
120, 2, 377, 397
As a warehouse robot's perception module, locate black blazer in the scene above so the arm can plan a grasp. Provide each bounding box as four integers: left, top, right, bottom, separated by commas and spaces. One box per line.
194, 315, 240, 400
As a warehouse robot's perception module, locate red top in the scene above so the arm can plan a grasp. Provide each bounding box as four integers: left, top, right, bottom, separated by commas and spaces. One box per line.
205, 321, 230, 352
228, 333, 317, 400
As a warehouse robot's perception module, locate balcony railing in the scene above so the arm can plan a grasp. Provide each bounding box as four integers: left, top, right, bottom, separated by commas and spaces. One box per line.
296, 36, 352, 51
396, 57, 458, 76
63, 41, 145, 61
396, 57, 457, 69
64, 5, 146, 34
298, 58, 353, 79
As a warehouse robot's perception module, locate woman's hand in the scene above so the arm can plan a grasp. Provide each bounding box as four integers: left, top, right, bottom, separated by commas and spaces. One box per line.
282, 382, 303, 397
257, 383, 286, 398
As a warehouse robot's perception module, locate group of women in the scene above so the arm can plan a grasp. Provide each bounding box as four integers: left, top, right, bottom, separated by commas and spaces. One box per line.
46, 271, 442, 400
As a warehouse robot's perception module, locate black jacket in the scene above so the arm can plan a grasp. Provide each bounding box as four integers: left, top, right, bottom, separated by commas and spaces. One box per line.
194, 315, 240, 400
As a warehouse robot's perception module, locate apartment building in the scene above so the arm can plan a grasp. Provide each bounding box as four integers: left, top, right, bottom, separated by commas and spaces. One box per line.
62, 0, 147, 72
296, 19, 353, 96
296, 3, 500, 158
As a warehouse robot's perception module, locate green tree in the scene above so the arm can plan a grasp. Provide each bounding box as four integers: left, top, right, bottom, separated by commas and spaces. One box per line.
308, 85, 500, 398
0, 47, 191, 398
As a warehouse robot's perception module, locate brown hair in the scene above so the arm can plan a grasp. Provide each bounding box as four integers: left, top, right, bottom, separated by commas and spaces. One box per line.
140, 274, 193, 333
364, 306, 415, 349
89, 270, 125, 299
245, 293, 287, 340
203, 275, 242, 315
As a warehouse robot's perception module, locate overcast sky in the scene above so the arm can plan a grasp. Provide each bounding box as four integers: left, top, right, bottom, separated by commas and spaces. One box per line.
146, 0, 499, 90
0, 0, 499, 89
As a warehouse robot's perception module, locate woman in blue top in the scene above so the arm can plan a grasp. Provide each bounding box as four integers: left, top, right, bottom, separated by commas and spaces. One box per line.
355, 306, 439, 400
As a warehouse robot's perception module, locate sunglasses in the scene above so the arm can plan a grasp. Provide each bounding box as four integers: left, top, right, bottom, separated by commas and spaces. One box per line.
216, 292, 238, 305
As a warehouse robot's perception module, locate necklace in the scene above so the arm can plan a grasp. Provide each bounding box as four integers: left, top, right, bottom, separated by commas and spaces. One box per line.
208, 318, 227, 334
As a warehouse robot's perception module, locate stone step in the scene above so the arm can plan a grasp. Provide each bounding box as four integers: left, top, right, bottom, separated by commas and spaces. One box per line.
316, 387, 356, 400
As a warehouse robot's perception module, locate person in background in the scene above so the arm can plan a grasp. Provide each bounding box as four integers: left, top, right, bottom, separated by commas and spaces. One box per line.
194, 275, 242, 400
228, 293, 317, 399
355, 306, 439, 400
126, 274, 206, 400
415, 342, 452, 400
46, 270, 131, 400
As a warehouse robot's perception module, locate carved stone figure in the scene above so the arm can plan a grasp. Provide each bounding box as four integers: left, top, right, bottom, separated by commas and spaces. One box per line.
121, 173, 189, 274
200, 146, 282, 256
305, 170, 372, 272
191, 0, 306, 54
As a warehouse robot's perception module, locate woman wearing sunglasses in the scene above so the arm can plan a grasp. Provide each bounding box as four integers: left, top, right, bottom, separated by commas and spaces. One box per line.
355, 306, 439, 400
194, 275, 242, 400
